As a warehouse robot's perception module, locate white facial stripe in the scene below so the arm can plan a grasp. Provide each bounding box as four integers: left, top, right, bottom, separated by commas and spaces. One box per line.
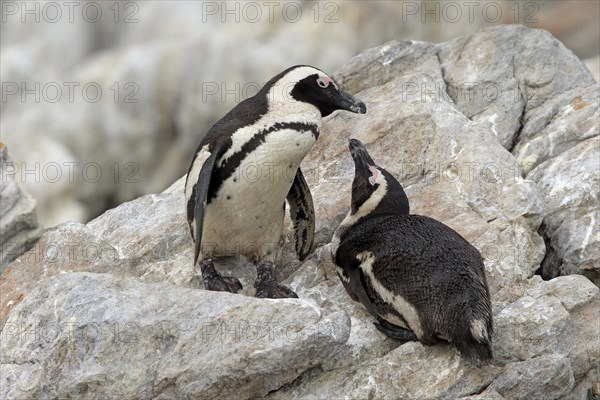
357, 251, 423, 339
268, 66, 329, 102
337, 167, 387, 231
220, 67, 328, 163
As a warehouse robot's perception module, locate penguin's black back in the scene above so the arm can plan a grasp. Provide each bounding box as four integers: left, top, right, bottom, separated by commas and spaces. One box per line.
336, 213, 493, 363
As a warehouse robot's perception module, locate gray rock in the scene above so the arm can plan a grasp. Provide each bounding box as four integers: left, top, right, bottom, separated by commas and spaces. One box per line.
0, 221, 122, 325
584, 55, 600, 83
459, 389, 505, 400
437, 25, 595, 150
494, 275, 599, 380
488, 354, 574, 400
273, 342, 500, 400
333, 39, 442, 95
0, 145, 43, 272
1, 272, 350, 400
569, 368, 600, 400
532, 137, 600, 282
435, 26, 600, 283
513, 84, 599, 173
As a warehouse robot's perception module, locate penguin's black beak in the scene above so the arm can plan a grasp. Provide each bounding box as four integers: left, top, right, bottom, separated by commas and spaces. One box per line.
333, 90, 367, 114
349, 139, 376, 169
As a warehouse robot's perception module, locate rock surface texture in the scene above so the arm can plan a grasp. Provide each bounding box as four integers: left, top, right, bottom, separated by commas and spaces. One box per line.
0, 144, 43, 273
2, 26, 599, 399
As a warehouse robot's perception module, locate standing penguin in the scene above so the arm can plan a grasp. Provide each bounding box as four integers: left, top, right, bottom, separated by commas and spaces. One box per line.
332, 139, 493, 365
185, 66, 366, 299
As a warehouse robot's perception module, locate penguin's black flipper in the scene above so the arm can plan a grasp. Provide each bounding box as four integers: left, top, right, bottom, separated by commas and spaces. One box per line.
192, 145, 225, 266
348, 265, 380, 318
286, 168, 315, 261
374, 317, 418, 341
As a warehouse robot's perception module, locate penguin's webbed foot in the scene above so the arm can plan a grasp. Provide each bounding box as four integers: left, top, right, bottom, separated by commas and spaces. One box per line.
374, 317, 418, 342
255, 261, 298, 299
201, 259, 243, 293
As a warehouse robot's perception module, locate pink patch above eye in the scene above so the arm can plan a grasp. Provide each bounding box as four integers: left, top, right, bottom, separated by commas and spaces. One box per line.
368, 166, 379, 186
317, 76, 338, 90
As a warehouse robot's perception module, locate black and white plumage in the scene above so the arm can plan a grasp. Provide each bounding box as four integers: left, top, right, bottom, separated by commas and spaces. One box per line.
185, 65, 366, 298
332, 139, 493, 365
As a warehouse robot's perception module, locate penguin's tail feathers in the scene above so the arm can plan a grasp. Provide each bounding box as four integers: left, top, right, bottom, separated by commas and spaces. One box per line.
454, 317, 494, 367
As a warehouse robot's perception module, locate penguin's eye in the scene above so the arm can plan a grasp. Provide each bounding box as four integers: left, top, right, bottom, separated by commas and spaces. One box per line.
317, 76, 338, 90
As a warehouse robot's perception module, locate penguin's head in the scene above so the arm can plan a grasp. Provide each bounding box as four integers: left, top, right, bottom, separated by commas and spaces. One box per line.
263, 65, 367, 117
348, 139, 410, 216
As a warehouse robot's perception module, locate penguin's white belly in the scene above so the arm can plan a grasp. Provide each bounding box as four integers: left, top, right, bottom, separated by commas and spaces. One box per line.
202, 128, 315, 260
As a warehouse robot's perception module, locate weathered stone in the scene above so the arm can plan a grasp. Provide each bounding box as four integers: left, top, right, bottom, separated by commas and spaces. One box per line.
459, 389, 505, 400
1, 272, 350, 400
488, 354, 574, 400
494, 275, 599, 379
569, 368, 600, 400
0, 144, 43, 272
333, 40, 441, 95
86, 193, 197, 287
432, 26, 600, 285
513, 84, 598, 173
1, 222, 119, 325
532, 137, 600, 282
584, 55, 600, 82
3, 4, 599, 228
437, 25, 595, 149
269, 341, 501, 400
